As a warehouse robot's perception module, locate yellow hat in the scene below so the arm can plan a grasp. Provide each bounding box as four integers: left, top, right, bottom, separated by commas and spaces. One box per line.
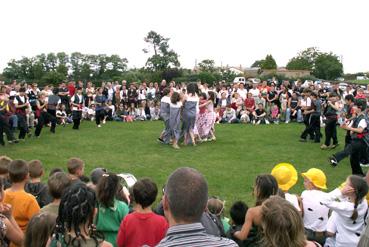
271, 163, 298, 191
301, 168, 327, 190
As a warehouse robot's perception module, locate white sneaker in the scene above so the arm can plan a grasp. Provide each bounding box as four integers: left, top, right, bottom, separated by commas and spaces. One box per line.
102, 120, 106, 124
360, 163, 369, 167
97, 125, 101, 128
285, 121, 289, 124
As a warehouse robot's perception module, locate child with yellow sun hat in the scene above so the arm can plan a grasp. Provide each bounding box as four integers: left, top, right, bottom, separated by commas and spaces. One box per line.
271, 162, 301, 212
300, 168, 329, 245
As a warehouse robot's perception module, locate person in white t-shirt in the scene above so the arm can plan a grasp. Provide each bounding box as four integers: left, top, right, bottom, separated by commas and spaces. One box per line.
300, 168, 329, 245
248, 83, 260, 100
321, 175, 368, 247
237, 83, 248, 100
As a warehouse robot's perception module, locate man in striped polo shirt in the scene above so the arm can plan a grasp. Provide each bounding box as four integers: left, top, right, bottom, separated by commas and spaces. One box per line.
157, 167, 237, 247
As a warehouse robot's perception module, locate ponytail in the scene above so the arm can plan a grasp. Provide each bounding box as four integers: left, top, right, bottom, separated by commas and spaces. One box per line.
350, 197, 359, 221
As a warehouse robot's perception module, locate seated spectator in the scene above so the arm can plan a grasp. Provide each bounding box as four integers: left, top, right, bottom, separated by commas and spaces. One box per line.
24, 212, 56, 247
4, 160, 40, 235
149, 101, 160, 121
67, 157, 85, 184
117, 178, 168, 247
239, 110, 250, 123
157, 167, 237, 246
135, 102, 147, 121
260, 196, 321, 247
0, 156, 12, 189
300, 168, 329, 245
40, 172, 71, 216
207, 197, 230, 233
220, 105, 239, 124
96, 173, 129, 247
114, 104, 125, 121
270, 104, 280, 124
0, 177, 24, 246
51, 183, 112, 247
271, 163, 301, 212
88, 167, 107, 191
321, 175, 368, 247
24, 160, 52, 208
286, 92, 302, 123
253, 103, 269, 125
233, 174, 278, 243
226, 201, 251, 247
358, 171, 369, 246
56, 104, 70, 126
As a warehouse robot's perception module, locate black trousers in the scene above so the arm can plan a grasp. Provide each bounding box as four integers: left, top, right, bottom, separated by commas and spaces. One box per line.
72, 111, 82, 129
324, 118, 338, 146
96, 109, 105, 125
301, 115, 320, 142
35, 111, 56, 137
0, 115, 15, 143
17, 114, 28, 139
334, 138, 366, 176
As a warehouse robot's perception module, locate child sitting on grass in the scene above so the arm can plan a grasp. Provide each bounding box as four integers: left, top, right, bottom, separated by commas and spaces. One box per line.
96, 173, 129, 247
321, 175, 368, 247
226, 201, 252, 247
24, 160, 52, 208
117, 178, 168, 247
300, 168, 329, 245
4, 160, 40, 235
0, 156, 12, 189
66, 157, 85, 184
40, 171, 71, 216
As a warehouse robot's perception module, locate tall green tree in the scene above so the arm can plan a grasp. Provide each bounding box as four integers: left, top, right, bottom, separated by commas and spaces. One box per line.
143, 31, 180, 71
286, 57, 311, 70
313, 53, 343, 80
198, 59, 216, 72
261, 54, 277, 69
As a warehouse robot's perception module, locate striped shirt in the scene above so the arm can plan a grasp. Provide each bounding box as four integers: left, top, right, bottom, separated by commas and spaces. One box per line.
156, 223, 237, 247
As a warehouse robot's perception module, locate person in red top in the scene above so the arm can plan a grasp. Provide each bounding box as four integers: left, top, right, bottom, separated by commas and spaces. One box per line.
67, 81, 76, 97
116, 178, 168, 247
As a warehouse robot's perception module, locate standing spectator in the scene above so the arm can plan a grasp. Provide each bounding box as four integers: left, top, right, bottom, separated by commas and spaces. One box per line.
117, 178, 168, 247
157, 167, 237, 247
96, 173, 129, 247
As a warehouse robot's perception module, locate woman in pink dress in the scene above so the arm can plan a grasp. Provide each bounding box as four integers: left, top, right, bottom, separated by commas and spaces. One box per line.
197, 91, 216, 141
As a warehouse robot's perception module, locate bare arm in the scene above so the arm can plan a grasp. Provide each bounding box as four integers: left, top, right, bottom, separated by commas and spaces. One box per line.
234, 207, 256, 240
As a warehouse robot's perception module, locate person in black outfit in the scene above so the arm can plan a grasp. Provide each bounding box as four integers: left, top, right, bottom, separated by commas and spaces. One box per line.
321, 93, 340, 149
70, 87, 84, 130
329, 99, 368, 176
342, 94, 356, 147
300, 92, 321, 143
34, 93, 57, 137
14, 87, 29, 140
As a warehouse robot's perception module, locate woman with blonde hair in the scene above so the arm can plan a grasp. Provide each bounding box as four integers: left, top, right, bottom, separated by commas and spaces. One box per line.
261, 196, 321, 247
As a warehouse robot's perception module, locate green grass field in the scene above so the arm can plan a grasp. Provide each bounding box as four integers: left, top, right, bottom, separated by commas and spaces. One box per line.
351, 79, 369, 85
1, 121, 366, 206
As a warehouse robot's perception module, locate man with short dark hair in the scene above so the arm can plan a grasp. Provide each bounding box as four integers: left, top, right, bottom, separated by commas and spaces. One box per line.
157, 167, 237, 247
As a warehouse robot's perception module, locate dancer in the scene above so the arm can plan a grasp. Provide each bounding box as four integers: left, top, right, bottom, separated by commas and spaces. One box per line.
34, 93, 57, 137
321, 93, 340, 149
182, 82, 199, 146
158, 88, 171, 144
197, 91, 216, 141
70, 87, 84, 130
329, 99, 368, 176
300, 92, 321, 143
14, 87, 30, 140
169, 92, 182, 149
95, 87, 107, 128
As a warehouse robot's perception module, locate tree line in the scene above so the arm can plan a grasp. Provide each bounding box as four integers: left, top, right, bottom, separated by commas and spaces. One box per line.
1, 31, 345, 85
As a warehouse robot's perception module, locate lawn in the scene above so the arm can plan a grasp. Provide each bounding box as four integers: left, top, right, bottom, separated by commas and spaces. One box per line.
1, 121, 365, 207
351, 79, 369, 85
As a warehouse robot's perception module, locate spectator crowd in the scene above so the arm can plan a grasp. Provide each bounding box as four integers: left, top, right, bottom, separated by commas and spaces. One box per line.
0, 156, 368, 247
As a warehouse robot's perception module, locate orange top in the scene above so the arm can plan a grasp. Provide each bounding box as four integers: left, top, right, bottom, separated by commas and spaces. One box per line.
4, 189, 40, 231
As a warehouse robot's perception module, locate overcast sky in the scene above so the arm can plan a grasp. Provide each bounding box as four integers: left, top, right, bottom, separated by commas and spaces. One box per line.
0, 0, 368, 73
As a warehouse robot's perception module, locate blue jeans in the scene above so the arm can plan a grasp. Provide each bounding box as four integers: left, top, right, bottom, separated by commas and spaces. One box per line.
286, 108, 303, 122
9, 114, 18, 128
